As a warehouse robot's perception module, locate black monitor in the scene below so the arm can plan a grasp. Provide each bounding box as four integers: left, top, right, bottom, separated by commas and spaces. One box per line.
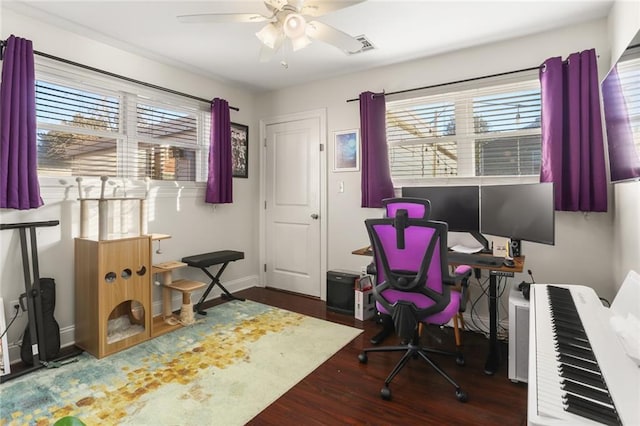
480, 183, 555, 245
401, 184, 481, 234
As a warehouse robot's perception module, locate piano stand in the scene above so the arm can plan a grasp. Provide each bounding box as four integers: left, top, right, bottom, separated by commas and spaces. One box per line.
181, 250, 245, 315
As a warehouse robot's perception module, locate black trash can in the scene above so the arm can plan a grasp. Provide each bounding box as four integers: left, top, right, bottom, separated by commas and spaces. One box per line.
326, 270, 358, 314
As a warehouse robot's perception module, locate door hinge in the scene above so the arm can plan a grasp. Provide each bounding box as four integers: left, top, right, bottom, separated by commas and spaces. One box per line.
319, 143, 324, 152
263, 263, 267, 272
264, 137, 267, 148
264, 200, 267, 209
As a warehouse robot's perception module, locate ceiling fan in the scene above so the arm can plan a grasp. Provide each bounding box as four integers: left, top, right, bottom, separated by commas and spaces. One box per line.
177, 0, 365, 63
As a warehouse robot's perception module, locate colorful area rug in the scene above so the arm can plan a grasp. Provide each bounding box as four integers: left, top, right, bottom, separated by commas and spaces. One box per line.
0, 300, 361, 425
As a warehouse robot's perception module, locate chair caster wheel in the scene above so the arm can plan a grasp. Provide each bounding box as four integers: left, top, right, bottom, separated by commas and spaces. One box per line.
456, 355, 465, 366
358, 353, 368, 364
456, 389, 468, 402
381, 386, 391, 400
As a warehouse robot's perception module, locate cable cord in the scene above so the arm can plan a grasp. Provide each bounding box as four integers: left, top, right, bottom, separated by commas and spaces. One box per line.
0, 305, 20, 340
468, 275, 491, 336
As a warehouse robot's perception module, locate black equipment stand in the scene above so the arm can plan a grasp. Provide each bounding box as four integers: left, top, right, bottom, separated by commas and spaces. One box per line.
0, 220, 81, 383
181, 250, 245, 315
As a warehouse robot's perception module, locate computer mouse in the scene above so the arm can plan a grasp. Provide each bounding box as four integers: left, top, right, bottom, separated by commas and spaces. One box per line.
503, 258, 515, 268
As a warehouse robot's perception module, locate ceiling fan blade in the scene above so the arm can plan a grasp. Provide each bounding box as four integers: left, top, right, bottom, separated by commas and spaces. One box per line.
265, 0, 289, 11
177, 13, 271, 24
306, 20, 363, 53
301, 1, 365, 17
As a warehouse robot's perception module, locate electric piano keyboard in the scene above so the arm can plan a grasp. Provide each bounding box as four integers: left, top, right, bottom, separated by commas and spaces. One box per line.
528, 284, 640, 425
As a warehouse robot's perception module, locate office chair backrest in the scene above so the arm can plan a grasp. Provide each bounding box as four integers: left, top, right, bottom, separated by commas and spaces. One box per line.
374, 198, 432, 284
365, 216, 452, 338
383, 197, 430, 219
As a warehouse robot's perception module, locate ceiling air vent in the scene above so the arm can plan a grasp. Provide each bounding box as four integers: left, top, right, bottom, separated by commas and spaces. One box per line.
349, 35, 375, 55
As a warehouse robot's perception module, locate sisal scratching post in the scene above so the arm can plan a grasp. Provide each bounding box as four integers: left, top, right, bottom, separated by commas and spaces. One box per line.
179, 304, 195, 325
179, 288, 195, 325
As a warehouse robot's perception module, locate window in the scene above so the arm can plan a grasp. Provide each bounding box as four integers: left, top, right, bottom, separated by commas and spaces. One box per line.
35, 64, 209, 182
386, 74, 541, 181
36, 80, 121, 177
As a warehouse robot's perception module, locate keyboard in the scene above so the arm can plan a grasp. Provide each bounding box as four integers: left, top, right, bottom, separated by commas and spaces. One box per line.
447, 251, 504, 267
528, 284, 640, 425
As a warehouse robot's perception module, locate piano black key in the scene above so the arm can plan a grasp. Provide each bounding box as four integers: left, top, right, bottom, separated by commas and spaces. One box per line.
560, 364, 606, 390
555, 336, 592, 351
555, 328, 589, 343
558, 353, 599, 371
562, 379, 615, 405
563, 393, 622, 426
555, 342, 597, 361
553, 319, 587, 334
556, 336, 591, 351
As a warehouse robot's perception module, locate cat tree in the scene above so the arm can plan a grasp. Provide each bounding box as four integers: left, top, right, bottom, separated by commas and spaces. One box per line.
74, 176, 203, 358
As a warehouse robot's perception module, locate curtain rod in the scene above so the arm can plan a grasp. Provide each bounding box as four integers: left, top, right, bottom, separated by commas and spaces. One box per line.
346, 65, 540, 103
0, 39, 239, 111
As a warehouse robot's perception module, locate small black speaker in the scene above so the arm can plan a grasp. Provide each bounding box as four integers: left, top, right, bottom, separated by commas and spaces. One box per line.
509, 239, 521, 257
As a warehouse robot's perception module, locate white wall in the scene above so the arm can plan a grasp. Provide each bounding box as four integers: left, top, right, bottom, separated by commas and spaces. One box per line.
607, 0, 640, 290
0, 9, 261, 360
257, 18, 618, 314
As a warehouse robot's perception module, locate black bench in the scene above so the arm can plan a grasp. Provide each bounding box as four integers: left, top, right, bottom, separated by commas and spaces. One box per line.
181, 250, 245, 314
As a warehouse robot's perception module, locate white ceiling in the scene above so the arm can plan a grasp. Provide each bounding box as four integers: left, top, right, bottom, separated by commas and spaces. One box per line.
4, 0, 614, 92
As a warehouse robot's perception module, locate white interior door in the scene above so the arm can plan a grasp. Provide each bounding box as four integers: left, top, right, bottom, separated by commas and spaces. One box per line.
264, 116, 321, 297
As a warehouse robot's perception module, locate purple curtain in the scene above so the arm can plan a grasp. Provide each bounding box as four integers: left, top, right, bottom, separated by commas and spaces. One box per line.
360, 91, 394, 208
205, 98, 232, 204
0, 35, 43, 210
602, 66, 640, 182
539, 49, 607, 212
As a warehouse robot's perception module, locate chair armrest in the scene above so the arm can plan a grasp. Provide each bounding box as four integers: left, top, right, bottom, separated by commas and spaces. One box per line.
366, 262, 376, 276
444, 265, 472, 313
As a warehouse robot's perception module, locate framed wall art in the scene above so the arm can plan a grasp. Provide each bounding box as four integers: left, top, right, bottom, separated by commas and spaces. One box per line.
334, 129, 360, 172
231, 122, 249, 178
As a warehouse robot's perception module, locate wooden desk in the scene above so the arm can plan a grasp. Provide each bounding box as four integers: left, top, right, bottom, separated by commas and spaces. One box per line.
352, 245, 524, 375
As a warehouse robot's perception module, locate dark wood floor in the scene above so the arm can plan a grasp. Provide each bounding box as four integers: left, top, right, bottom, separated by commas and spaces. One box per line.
225, 287, 528, 425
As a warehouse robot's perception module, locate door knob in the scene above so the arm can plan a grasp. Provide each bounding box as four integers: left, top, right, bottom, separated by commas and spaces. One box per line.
311, 213, 319, 220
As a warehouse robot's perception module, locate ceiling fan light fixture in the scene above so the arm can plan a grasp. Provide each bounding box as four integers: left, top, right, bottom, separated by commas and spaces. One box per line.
256, 23, 281, 48
283, 13, 307, 39
291, 34, 311, 51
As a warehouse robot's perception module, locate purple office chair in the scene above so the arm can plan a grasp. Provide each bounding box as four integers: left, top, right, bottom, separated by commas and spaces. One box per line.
367, 198, 432, 344
359, 211, 472, 402
381, 197, 469, 355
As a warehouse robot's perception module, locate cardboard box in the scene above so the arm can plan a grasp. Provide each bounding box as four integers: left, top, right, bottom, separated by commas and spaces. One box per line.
355, 287, 376, 321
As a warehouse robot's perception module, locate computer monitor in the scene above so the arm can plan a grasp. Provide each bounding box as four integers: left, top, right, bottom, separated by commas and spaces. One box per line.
401, 186, 480, 233
480, 183, 555, 245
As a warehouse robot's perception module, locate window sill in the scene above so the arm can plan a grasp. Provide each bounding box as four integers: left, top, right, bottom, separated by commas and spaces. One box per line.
38, 176, 207, 200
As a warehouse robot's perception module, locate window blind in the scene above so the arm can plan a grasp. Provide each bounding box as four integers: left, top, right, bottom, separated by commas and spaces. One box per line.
36, 80, 121, 176
35, 70, 209, 182
386, 74, 541, 181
